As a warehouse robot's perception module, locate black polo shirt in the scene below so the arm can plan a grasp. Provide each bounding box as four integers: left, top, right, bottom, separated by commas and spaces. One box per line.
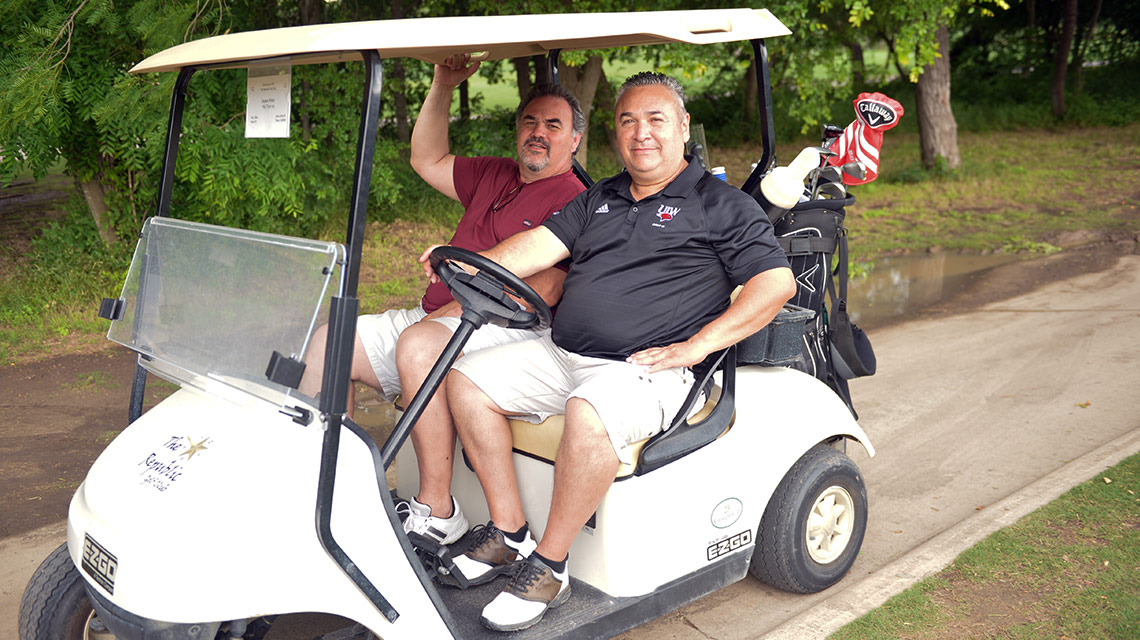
543, 158, 789, 360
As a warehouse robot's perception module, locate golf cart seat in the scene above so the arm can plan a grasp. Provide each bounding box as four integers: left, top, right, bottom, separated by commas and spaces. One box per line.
505, 346, 737, 478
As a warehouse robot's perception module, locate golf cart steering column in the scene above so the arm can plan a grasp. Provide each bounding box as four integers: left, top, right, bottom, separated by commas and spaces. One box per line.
379, 246, 553, 469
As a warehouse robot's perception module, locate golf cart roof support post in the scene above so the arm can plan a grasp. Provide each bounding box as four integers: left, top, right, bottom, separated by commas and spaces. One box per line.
311, 50, 400, 623
156, 67, 196, 218
548, 49, 561, 85
128, 67, 196, 424
740, 38, 777, 198
343, 50, 383, 298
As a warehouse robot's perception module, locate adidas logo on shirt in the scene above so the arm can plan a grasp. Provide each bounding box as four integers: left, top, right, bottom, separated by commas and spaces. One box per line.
594, 203, 610, 214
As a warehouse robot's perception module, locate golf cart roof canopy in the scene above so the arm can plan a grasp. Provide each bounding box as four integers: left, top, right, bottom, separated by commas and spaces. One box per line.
130, 8, 790, 74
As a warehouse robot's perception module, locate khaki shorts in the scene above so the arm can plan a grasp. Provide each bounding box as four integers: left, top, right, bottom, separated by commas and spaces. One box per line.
356, 305, 546, 402
452, 334, 695, 465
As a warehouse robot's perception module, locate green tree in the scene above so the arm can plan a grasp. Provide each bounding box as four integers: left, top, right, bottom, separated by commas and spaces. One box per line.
853, 0, 1008, 169
0, 0, 434, 250
0, 0, 232, 245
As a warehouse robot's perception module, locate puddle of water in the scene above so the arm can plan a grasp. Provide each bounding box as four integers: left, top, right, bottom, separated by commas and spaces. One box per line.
847, 253, 1022, 327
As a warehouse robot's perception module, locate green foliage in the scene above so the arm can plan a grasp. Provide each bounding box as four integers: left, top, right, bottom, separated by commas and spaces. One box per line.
448, 107, 517, 159
0, 0, 445, 250
1000, 238, 1062, 255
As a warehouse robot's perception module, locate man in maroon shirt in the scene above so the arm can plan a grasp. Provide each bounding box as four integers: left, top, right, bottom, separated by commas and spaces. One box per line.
301, 54, 585, 546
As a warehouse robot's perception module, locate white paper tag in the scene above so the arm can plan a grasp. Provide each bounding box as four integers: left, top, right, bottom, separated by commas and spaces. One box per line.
245, 64, 291, 138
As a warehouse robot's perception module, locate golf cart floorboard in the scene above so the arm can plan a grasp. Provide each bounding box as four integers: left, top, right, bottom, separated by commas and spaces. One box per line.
432, 549, 750, 640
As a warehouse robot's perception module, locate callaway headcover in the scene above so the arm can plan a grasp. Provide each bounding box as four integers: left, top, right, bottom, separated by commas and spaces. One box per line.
827, 92, 904, 185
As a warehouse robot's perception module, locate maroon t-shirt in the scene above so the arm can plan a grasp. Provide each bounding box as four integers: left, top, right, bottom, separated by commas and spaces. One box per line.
420, 156, 585, 312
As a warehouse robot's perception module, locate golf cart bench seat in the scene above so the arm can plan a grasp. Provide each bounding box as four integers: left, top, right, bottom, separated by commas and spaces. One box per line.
501, 343, 741, 478
506, 382, 729, 478
502, 301, 809, 478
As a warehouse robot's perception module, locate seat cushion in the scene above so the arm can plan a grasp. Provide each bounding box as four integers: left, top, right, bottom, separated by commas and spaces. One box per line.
507, 384, 725, 478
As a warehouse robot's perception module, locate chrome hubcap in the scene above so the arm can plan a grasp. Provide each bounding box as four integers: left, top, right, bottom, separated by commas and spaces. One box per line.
806, 485, 855, 564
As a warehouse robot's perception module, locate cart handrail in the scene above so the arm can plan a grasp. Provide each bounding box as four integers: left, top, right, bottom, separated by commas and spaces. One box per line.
130, 8, 790, 74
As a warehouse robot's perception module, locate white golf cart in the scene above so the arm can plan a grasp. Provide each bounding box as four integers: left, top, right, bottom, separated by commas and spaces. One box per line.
19, 9, 875, 640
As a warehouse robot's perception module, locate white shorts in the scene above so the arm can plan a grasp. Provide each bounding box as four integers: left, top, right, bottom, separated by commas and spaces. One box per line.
356, 304, 546, 402
452, 334, 695, 465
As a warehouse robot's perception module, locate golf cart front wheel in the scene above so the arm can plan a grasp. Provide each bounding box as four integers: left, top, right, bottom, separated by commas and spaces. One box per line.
19, 542, 115, 640
749, 443, 868, 593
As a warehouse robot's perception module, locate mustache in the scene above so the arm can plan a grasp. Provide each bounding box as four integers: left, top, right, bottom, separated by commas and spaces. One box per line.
523, 136, 550, 151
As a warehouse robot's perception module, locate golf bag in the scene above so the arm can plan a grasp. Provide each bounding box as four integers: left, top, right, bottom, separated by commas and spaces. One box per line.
771, 195, 874, 418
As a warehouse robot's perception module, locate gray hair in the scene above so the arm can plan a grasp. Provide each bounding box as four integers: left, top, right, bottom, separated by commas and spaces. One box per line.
515, 83, 586, 137
616, 72, 687, 115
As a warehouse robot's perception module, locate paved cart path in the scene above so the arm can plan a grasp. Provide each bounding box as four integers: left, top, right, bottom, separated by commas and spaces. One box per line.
619, 253, 1140, 639
3, 251, 1140, 640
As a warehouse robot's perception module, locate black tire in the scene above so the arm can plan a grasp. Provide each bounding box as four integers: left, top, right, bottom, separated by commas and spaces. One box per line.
749, 443, 868, 593
18, 542, 111, 640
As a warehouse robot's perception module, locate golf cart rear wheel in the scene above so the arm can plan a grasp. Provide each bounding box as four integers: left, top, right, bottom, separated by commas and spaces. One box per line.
18, 542, 114, 640
749, 443, 867, 593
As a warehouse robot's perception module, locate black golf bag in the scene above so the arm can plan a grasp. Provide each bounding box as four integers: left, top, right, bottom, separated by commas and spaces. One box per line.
770, 195, 875, 418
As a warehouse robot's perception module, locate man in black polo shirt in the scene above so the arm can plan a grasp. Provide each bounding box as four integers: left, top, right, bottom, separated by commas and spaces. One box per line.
422, 72, 795, 632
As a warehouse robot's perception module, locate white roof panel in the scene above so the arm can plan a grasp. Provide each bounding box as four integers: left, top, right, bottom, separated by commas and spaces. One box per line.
131, 8, 790, 74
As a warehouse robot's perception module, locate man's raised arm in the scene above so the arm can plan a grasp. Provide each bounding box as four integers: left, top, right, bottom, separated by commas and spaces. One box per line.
410, 54, 481, 201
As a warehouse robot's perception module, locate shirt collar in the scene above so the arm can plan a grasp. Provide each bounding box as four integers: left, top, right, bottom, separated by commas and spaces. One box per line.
661, 155, 705, 198
612, 155, 705, 202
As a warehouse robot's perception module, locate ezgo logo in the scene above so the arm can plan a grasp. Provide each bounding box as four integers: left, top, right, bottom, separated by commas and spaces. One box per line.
82, 533, 119, 594
707, 529, 753, 561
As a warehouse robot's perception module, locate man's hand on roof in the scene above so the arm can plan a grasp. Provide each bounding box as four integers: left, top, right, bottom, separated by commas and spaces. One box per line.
434, 53, 481, 90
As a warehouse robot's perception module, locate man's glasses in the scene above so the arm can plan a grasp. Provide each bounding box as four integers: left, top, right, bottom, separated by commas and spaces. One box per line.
491, 183, 524, 213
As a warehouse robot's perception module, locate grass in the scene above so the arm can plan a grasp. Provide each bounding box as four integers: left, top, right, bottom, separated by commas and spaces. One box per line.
62, 370, 120, 391
830, 453, 1140, 640
708, 123, 1140, 261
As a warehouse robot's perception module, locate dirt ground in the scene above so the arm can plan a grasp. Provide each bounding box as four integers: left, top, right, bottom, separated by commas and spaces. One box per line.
2, 232, 1136, 541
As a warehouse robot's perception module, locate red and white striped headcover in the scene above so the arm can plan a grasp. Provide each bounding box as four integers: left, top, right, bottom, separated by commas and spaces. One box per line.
827, 92, 904, 185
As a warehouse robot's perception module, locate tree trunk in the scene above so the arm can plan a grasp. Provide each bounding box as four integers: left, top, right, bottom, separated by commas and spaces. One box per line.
389, 0, 410, 141
1051, 0, 1078, 119
392, 60, 411, 142
298, 0, 322, 142
596, 67, 620, 163
879, 31, 908, 81
845, 39, 866, 89
299, 0, 321, 25
512, 57, 532, 104
915, 25, 961, 170
77, 177, 118, 246
459, 81, 470, 122
533, 54, 553, 86
743, 58, 758, 125
556, 55, 603, 171
1071, 0, 1102, 92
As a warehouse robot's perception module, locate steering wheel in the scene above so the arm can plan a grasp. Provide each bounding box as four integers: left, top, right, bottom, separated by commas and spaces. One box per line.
429, 246, 552, 331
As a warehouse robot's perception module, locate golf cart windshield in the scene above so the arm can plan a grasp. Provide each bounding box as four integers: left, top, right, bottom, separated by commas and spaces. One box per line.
107, 217, 343, 410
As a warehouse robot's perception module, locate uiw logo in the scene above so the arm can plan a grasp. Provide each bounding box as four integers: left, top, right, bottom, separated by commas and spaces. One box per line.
656, 205, 680, 223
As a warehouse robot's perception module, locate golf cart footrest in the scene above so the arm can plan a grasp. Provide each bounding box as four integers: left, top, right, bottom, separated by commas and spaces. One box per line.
408, 532, 471, 589
98, 298, 125, 321
265, 350, 306, 389
737, 304, 813, 366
